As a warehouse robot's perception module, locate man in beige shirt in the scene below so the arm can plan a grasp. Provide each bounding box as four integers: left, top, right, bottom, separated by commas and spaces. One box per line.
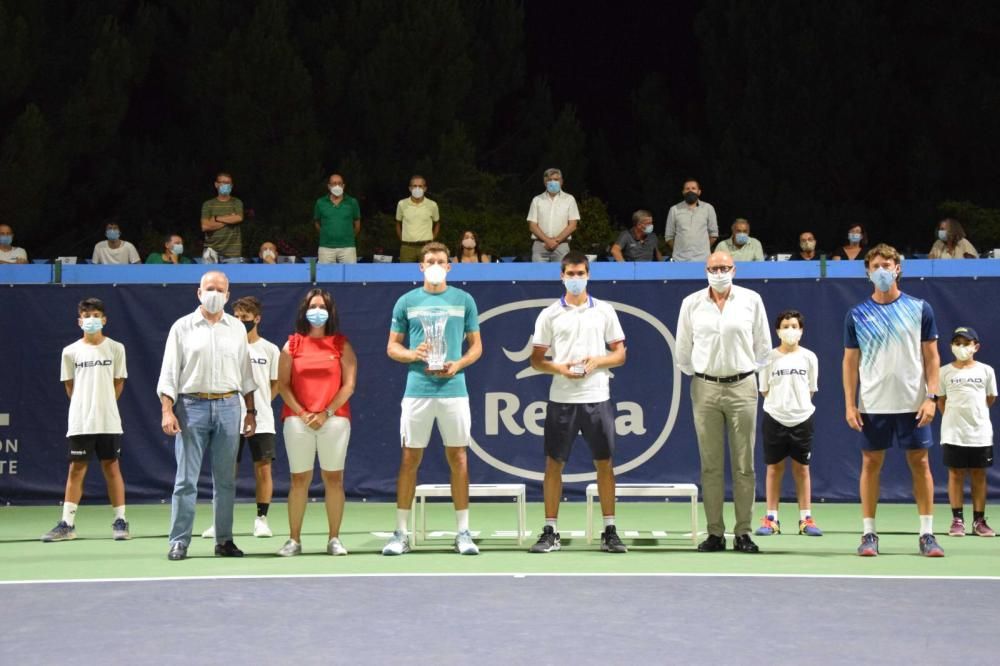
395, 175, 440, 262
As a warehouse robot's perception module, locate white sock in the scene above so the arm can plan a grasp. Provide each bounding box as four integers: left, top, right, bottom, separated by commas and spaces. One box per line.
767, 509, 778, 521
396, 508, 411, 535
62, 502, 78, 527
113, 505, 126, 521
919, 514, 933, 536
800, 509, 811, 521
545, 517, 558, 531
863, 517, 876, 535
603, 515, 615, 528
456, 509, 469, 532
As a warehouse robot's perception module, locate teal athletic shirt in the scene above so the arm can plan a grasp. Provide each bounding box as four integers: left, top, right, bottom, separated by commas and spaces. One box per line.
390, 285, 480, 398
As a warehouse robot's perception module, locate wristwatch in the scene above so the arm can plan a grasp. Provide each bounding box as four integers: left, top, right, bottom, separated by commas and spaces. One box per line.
925, 394, 937, 401
246, 409, 258, 415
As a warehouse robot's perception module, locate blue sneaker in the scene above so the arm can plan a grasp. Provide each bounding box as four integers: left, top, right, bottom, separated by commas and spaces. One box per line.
755, 516, 780, 536
112, 518, 131, 541
857, 532, 879, 556
41, 521, 77, 542
919, 534, 945, 557
798, 517, 823, 536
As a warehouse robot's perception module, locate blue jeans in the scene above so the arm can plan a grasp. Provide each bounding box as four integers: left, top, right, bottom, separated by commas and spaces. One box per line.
168, 395, 241, 546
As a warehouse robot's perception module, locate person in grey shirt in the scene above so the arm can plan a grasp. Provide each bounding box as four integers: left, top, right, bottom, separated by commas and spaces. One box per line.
664, 179, 718, 262
611, 210, 663, 262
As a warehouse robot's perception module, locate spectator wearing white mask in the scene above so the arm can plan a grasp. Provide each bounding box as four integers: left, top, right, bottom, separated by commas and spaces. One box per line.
259, 241, 279, 264
315, 173, 361, 264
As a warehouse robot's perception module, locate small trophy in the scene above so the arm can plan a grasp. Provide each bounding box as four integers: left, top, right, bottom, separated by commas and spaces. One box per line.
417, 308, 449, 371
570, 361, 587, 376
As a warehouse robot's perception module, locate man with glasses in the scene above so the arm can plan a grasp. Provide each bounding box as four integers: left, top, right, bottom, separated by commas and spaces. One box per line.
676, 251, 771, 553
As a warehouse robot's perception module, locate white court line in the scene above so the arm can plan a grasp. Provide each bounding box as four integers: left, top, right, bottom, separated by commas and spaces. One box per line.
2, 571, 999, 586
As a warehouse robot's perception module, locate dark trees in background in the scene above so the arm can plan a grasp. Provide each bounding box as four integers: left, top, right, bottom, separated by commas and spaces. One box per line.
1, 0, 998, 259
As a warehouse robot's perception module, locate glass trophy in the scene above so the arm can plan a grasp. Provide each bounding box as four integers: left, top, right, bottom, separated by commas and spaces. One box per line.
417, 308, 449, 371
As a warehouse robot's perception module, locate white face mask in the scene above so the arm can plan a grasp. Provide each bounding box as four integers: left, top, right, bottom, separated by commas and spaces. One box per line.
262, 249, 276, 260
952, 344, 975, 361
800, 240, 816, 251
410, 187, 425, 199
706, 271, 733, 293
462, 238, 476, 249
778, 328, 803, 346
329, 185, 344, 197
199, 289, 227, 314
423, 263, 447, 285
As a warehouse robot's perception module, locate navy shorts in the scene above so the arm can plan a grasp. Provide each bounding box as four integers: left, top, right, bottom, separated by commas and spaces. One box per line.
860, 413, 933, 451
543, 400, 615, 462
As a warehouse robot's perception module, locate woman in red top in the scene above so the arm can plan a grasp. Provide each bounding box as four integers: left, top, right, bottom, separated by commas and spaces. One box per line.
276, 289, 356, 557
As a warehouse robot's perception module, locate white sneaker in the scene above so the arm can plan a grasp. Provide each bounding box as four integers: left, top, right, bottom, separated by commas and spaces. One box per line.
277, 539, 301, 557
201, 525, 216, 539
381, 530, 411, 556
455, 529, 479, 555
327, 537, 348, 556
253, 516, 273, 538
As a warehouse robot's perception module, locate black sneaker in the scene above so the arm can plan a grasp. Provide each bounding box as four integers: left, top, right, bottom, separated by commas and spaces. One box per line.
214, 540, 244, 557
733, 534, 760, 553
601, 525, 628, 553
529, 525, 561, 553
697, 534, 726, 552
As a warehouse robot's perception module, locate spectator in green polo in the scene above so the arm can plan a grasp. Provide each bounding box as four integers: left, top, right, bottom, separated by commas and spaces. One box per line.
395, 175, 440, 262
200, 171, 245, 259
314, 173, 361, 264
145, 234, 193, 264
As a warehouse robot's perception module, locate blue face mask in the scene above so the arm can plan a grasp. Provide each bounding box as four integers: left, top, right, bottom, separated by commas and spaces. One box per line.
81, 317, 104, 334
218, 183, 233, 196
869, 267, 897, 292
0, 235, 11, 245
306, 308, 329, 327
848, 232, 862, 244
546, 180, 561, 194
937, 229, 948, 242
106, 229, 120, 241
735, 232, 750, 245
563, 277, 587, 296
172, 243, 184, 255
642, 224, 654, 235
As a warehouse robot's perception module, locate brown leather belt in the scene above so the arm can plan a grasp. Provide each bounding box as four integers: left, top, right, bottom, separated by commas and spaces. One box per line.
187, 391, 237, 400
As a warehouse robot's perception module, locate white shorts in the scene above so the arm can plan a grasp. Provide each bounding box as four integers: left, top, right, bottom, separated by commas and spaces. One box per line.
400, 397, 471, 448
283, 415, 351, 473
318, 246, 358, 264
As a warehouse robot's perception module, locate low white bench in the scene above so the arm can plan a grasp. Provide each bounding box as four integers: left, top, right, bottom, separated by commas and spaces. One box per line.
585, 482, 699, 546
411, 483, 527, 546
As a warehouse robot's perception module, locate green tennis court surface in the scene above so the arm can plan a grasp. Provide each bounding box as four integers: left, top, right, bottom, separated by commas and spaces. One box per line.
1, 501, 996, 582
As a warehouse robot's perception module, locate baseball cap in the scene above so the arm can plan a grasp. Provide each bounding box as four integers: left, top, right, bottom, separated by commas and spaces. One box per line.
952, 326, 979, 342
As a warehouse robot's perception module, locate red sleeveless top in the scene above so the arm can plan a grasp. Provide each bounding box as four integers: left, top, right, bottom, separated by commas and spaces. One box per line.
280, 333, 351, 421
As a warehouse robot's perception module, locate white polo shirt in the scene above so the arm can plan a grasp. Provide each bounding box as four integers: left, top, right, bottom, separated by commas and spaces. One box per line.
532, 295, 625, 403
0, 246, 27, 263
675, 284, 771, 377
60, 337, 127, 436
759, 346, 818, 427
527, 191, 581, 240
940, 361, 996, 447
92, 240, 141, 264
243, 337, 280, 434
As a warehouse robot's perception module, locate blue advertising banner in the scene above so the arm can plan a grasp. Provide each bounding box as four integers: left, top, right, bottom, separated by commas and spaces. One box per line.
1, 274, 998, 504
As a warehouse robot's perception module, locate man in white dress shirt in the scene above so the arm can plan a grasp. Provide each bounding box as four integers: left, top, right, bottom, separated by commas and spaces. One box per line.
157, 270, 257, 560
676, 251, 770, 553
527, 168, 581, 263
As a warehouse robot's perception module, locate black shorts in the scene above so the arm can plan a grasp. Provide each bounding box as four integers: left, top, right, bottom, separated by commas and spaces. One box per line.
942, 444, 994, 469
543, 400, 615, 463
66, 434, 121, 462
762, 412, 813, 465
238, 433, 277, 463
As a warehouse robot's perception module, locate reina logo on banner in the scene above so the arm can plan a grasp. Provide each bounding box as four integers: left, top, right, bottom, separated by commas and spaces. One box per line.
468, 299, 681, 482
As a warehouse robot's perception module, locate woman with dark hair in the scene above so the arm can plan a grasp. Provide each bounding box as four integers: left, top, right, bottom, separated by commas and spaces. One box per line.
929, 218, 979, 259
276, 288, 357, 557
454, 230, 491, 263
832, 223, 868, 260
